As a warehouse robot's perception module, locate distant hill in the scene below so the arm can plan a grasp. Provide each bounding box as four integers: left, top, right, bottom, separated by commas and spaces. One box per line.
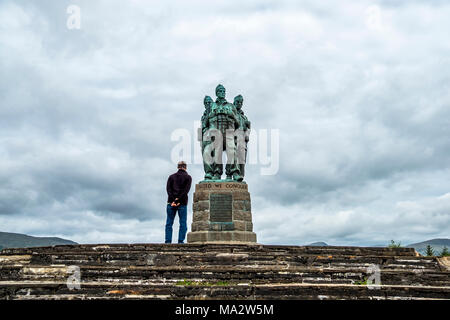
0, 231, 77, 250
406, 238, 450, 256
308, 242, 328, 246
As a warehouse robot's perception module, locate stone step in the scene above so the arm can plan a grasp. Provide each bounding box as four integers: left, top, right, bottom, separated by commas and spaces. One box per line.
1, 251, 440, 271
1, 265, 449, 287
1, 281, 449, 300
0, 244, 419, 257
0, 258, 442, 278
24, 256, 440, 268
1, 244, 447, 300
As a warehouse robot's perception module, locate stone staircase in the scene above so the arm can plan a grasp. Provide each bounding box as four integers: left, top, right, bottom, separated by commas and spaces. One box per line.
0, 243, 449, 300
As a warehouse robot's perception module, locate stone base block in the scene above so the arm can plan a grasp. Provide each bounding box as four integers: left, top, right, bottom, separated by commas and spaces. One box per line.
187, 181, 257, 244
187, 231, 257, 243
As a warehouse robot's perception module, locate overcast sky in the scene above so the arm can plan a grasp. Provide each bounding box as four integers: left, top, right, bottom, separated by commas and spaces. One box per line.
0, 0, 449, 246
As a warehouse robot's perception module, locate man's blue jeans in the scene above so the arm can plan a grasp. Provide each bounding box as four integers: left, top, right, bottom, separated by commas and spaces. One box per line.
165, 204, 187, 244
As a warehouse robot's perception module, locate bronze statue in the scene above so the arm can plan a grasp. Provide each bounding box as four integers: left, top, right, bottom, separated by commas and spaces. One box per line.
201, 84, 248, 182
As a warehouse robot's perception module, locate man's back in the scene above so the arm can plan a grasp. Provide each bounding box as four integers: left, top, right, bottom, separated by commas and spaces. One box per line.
166, 169, 192, 206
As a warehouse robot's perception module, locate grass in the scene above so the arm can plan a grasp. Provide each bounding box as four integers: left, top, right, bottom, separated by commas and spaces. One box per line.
353, 279, 368, 285
388, 240, 402, 248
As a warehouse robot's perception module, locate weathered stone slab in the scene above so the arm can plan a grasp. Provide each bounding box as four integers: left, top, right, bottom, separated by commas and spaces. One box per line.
191, 221, 209, 232
232, 200, 244, 211
243, 200, 251, 211
233, 220, 246, 231
232, 191, 250, 201
233, 210, 252, 222
187, 231, 257, 243
209, 222, 235, 231
193, 200, 209, 211
438, 257, 450, 270
0, 255, 32, 265
193, 210, 209, 222
193, 191, 209, 202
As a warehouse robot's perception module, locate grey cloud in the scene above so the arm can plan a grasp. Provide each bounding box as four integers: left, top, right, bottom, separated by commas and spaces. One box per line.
0, 0, 449, 245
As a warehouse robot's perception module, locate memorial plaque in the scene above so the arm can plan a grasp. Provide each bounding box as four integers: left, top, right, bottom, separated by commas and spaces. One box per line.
210, 193, 232, 222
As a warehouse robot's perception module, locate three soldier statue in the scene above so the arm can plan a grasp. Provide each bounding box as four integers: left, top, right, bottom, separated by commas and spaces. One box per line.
200, 84, 251, 182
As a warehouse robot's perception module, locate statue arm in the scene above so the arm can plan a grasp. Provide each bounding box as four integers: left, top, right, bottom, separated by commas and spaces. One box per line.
202, 123, 210, 136
244, 120, 250, 142
230, 107, 240, 129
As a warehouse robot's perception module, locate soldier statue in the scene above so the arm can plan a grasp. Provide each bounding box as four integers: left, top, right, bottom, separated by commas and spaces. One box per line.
201, 84, 247, 182
201, 96, 214, 178
234, 95, 251, 179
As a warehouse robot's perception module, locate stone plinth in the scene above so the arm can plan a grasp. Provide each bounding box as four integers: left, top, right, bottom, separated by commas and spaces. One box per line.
187, 181, 257, 243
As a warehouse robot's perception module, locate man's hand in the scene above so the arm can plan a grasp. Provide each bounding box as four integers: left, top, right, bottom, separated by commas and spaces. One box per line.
171, 198, 180, 207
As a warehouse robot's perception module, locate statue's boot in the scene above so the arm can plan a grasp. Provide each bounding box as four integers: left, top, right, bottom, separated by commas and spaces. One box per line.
232, 172, 243, 182
239, 164, 245, 179
204, 173, 213, 180
214, 163, 223, 180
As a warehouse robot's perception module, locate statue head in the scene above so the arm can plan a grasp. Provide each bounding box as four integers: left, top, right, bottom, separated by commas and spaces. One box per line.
204, 96, 213, 109
234, 95, 243, 110
215, 84, 226, 99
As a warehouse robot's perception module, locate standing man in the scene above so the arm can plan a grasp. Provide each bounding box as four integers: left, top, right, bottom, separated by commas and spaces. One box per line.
165, 161, 192, 244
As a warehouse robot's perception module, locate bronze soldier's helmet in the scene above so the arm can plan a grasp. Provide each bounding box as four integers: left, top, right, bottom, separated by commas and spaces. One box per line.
204, 96, 213, 107
215, 84, 225, 95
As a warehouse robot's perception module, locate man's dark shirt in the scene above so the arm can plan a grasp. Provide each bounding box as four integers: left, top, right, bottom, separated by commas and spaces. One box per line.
166, 169, 192, 206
